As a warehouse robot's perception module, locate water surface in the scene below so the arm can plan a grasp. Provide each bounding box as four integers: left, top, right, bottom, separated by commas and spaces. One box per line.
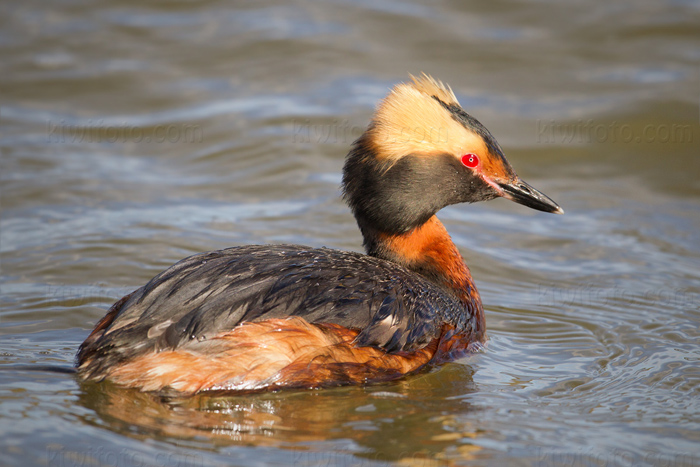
2, 0, 700, 465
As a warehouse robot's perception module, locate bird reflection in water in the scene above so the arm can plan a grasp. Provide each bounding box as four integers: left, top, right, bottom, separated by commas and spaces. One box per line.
77, 363, 483, 463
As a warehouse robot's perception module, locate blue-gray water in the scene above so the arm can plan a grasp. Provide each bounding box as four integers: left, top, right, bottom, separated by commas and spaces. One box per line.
2, 0, 699, 466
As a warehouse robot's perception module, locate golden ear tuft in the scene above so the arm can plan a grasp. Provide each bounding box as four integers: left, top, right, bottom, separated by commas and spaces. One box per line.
367, 74, 478, 163
408, 73, 459, 106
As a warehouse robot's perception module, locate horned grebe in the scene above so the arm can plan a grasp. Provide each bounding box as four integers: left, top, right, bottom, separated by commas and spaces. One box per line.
77, 75, 562, 394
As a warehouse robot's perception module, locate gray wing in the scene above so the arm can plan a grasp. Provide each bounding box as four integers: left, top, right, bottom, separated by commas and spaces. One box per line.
78, 245, 470, 372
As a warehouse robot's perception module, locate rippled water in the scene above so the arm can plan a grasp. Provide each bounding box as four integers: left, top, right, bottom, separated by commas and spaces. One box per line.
2, 0, 700, 465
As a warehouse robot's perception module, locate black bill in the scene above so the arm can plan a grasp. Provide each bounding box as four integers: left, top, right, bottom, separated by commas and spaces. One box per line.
498, 178, 564, 214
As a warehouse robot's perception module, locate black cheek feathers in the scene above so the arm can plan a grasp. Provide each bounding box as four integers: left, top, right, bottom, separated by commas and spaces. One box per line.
343, 140, 499, 235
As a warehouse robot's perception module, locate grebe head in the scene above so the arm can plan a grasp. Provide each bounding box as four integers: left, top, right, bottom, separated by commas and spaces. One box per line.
342, 74, 563, 236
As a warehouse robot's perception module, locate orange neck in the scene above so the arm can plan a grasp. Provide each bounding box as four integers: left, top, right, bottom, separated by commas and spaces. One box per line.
371, 216, 482, 310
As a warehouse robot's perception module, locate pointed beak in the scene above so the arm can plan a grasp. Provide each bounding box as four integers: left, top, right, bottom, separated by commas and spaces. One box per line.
497, 178, 564, 214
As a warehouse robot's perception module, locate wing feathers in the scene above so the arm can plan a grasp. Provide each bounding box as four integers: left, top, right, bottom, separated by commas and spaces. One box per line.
77, 244, 469, 381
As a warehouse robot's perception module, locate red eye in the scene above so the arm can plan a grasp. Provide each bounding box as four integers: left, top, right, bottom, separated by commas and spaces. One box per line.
461, 153, 479, 168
